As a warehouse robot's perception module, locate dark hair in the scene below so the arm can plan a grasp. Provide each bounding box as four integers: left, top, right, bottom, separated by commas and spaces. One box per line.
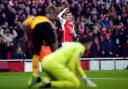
78, 35, 93, 44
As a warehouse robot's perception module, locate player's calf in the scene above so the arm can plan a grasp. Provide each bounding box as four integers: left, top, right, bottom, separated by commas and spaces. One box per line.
28, 76, 42, 88
82, 75, 97, 87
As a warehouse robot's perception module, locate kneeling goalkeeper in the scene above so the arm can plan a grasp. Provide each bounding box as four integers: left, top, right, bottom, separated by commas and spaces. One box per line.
30, 35, 96, 88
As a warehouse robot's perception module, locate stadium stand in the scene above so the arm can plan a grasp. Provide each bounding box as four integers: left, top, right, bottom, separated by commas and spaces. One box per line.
0, 0, 128, 59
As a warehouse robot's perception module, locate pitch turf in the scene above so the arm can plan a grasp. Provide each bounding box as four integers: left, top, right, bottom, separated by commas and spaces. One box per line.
0, 70, 128, 89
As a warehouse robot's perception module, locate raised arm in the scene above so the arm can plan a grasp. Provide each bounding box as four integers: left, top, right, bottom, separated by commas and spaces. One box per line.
12, 30, 17, 38
57, 8, 68, 23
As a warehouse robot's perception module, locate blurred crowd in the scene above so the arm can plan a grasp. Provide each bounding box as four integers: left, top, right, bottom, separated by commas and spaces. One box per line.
0, 0, 128, 59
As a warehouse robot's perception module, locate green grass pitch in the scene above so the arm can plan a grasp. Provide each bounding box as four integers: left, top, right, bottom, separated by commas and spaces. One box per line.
0, 70, 128, 89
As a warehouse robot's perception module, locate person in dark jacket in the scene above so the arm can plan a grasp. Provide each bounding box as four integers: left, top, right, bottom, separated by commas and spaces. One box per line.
0, 35, 6, 59
123, 39, 128, 57
100, 33, 119, 57
88, 37, 99, 57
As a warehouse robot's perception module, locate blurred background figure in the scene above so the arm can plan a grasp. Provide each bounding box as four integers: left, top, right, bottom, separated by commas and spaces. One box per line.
0, 25, 17, 59
100, 33, 119, 57
123, 39, 128, 57
15, 46, 26, 59
0, 35, 6, 59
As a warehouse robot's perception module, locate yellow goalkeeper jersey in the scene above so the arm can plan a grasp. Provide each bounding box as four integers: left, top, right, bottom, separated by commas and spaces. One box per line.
43, 42, 86, 77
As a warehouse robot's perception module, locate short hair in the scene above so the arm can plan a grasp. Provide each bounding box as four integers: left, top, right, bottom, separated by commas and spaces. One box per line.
64, 11, 72, 16
78, 35, 93, 44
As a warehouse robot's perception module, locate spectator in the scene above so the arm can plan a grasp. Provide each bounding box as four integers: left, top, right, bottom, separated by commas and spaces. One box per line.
0, 26, 17, 59
102, 16, 110, 28
0, 35, 6, 59
88, 37, 99, 57
46, 1, 59, 20
123, 39, 128, 57
0, 27, 17, 45
100, 33, 119, 57
114, 30, 126, 56
15, 46, 26, 59
0, 0, 128, 58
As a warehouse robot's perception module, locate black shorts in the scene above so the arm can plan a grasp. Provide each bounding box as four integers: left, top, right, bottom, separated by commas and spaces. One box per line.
32, 22, 56, 54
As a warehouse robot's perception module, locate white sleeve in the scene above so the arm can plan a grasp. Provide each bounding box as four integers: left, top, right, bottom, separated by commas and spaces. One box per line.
0, 29, 4, 35
12, 30, 17, 38
57, 8, 68, 24
72, 25, 77, 37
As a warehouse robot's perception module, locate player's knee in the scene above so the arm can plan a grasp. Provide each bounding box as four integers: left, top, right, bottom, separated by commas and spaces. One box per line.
74, 81, 80, 87
71, 80, 80, 87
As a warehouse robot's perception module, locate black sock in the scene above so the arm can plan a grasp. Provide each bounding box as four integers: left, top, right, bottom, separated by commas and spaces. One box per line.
44, 82, 51, 88
37, 77, 42, 83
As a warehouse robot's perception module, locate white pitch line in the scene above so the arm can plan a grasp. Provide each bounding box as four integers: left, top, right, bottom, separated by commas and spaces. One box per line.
90, 78, 128, 80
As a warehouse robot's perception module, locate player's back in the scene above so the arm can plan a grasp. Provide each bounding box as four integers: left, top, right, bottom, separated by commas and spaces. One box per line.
43, 42, 85, 66
31, 16, 52, 30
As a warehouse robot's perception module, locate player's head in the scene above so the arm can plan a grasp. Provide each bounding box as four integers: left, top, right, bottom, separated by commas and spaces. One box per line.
78, 35, 93, 50
64, 11, 73, 21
